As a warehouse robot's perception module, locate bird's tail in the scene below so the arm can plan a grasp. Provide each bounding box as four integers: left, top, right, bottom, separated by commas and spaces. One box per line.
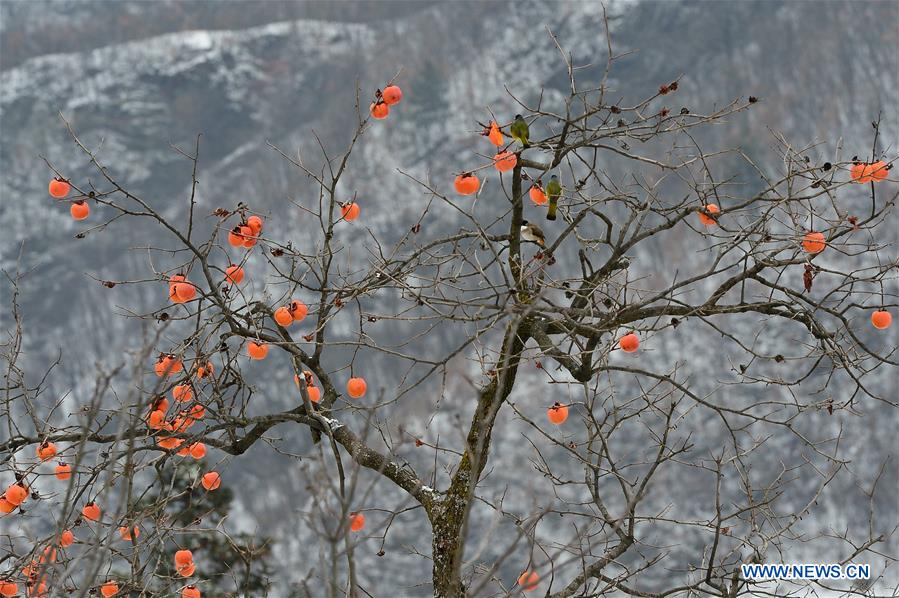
546, 198, 558, 221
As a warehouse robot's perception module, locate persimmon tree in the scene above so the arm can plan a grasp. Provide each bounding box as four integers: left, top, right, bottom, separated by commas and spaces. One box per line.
2, 32, 897, 598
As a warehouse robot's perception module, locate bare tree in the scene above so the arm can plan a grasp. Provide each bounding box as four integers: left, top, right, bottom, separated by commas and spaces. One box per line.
2, 26, 896, 598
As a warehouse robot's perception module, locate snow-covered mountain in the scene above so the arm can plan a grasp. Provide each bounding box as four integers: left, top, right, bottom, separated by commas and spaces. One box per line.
2, 1, 897, 595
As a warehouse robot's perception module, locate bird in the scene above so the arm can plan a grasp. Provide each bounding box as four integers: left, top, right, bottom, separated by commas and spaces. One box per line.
510, 114, 530, 147
545, 175, 561, 221
520, 220, 545, 246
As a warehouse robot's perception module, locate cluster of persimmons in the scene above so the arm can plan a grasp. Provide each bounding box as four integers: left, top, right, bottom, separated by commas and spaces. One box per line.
25, 80, 895, 596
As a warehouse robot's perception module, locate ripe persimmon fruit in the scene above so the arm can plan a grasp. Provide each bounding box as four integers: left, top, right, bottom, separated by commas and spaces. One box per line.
487, 121, 504, 146
382, 85, 403, 105
59, 530, 75, 547
698, 203, 720, 226
247, 341, 268, 360
247, 215, 264, 234
850, 162, 867, 183
868, 161, 888, 182
201, 471, 221, 491
370, 101, 389, 119
347, 377, 367, 399
178, 562, 196, 577
0, 581, 18, 598
175, 549, 194, 566
274, 306, 294, 326
0, 498, 15, 514
70, 200, 90, 221
100, 582, 119, 597
188, 443, 206, 459
5, 484, 27, 506
158, 437, 183, 450
82, 502, 101, 522
802, 231, 826, 254
619, 333, 639, 353
454, 173, 480, 196
341, 202, 361, 222
182, 586, 201, 598
289, 300, 308, 322
37, 442, 57, 461
48, 178, 70, 198
147, 409, 166, 430
529, 184, 547, 206
349, 512, 365, 532
518, 571, 539, 591
225, 264, 245, 285
493, 151, 517, 172
55, 463, 72, 480
547, 402, 569, 425
155, 355, 183, 377
871, 310, 892, 330
227, 227, 245, 247
119, 526, 140, 541
172, 280, 197, 303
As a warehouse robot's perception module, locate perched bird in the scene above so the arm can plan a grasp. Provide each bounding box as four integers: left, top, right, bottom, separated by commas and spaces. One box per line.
510, 114, 530, 147
545, 175, 561, 221
520, 220, 546, 246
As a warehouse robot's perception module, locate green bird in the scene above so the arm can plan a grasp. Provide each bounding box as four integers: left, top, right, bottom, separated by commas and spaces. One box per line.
510, 114, 529, 147
545, 175, 561, 221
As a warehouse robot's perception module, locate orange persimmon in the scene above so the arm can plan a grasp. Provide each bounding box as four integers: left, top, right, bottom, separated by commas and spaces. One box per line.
82, 502, 100, 522
349, 512, 365, 532
49, 178, 70, 198
0, 581, 18, 598
5, 484, 27, 506
59, 529, 75, 547
341, 202, 360, 222
868, 161, 888, 182
619, 333, 639, 353
246, 215, 264, 234
850, 162, 867, 182
518, 571, 539, 591
493, 151, 517, 172
698, 203, 720, 226
454, 173, 480, 196
195, 361, 214, 379
172, 384, 193, 402
382, 85, 403, 105
346, 377, 367, 399
100, 582, 119, 597
871, 310, 892, 330
247, 341, 268, 360
55, 462, 72, 480
37, 442, 57, 461
119, 526, 140, 541
487, 121, 504, 146
274, 306, 294, 326
182, 586, 201, 598
175, 549, 194, 566
224, 264, 245, 285
289, 300, 308, 322
0, 498, 15, 514
802, 231, 826, 254
158, 437, 183, 450
178, 562, 196, 577
370, 101, 389, 119
201, 471, 221, 491
70, 200, 90, 221
529, 184, 547, 206
188, 442, 206, 459
155, 355, 183, 377
547, 402, 569, 425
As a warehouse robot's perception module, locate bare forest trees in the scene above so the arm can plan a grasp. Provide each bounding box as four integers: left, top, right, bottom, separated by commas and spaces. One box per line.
2, 30, 897, 598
